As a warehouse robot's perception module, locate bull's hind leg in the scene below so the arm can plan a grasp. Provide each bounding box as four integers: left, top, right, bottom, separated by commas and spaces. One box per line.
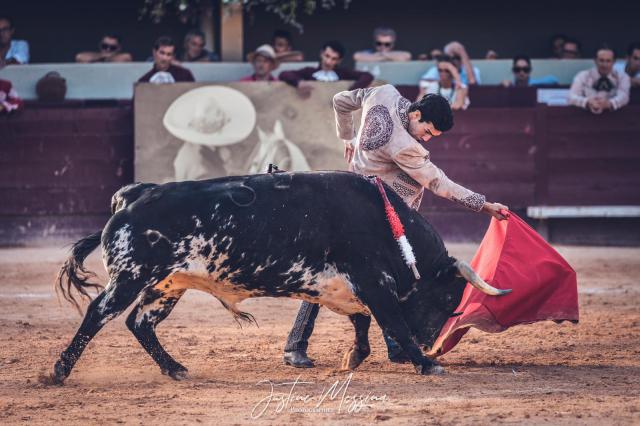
125, 280, 187, 380
341, 314, 371, 371
52, 274, 149, 384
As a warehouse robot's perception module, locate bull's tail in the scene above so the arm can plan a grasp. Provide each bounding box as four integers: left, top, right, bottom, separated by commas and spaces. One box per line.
56, 231, 104, 313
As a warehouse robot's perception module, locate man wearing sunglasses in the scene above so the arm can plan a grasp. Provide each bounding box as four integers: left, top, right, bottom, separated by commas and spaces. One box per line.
353, 27, 411, 62
76, 33, 132, 63
501, 55, 559, 87
0, 15, 29, 66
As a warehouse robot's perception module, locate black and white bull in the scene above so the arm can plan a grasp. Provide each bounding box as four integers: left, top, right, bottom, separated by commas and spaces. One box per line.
52, 171, 510, 384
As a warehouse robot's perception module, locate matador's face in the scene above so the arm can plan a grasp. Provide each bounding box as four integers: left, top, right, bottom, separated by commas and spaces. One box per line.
407, 110, 442, 144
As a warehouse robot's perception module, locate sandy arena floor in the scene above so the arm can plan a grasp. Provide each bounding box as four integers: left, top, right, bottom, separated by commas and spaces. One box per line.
0, 243, 639, 425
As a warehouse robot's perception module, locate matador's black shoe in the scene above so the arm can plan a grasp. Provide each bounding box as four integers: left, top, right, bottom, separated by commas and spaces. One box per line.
283, 350, 315, 368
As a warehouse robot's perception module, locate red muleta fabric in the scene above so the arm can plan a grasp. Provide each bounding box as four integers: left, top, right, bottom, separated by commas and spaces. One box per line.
428, 211, 579, 357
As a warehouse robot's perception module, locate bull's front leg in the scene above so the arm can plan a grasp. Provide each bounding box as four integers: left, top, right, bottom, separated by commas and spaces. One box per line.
367, 301, 444, 375
341, 313, 371, 371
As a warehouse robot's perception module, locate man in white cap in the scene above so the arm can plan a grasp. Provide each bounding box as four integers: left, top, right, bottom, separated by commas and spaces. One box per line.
240, 44, 278, 82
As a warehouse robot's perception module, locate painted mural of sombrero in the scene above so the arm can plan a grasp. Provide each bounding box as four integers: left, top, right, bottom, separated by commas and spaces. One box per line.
163, 86, 256, 147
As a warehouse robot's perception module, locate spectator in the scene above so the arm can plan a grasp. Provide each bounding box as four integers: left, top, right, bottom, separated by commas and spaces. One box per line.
75, 33, 133, 63
561, 38, 581, 59
569, 45, 630, 114
485, 49, 498, 60
429, 48, 444, 60
240, 44, 278, 81
271, 29, 304, 62
35, 71, 67, 102
614, 42, 640, 88
138, 37, 195, 84
0, 15, 29, 65
417, 55, 469, 110
279, 41, 374, 99
0, 79, 23, 113
550, 34, 567, 59
353, 27, 411, 62
181, 29, 219, 62
501, 55, 559, 87
417, 48, 443, 61
420, 41, 480, 85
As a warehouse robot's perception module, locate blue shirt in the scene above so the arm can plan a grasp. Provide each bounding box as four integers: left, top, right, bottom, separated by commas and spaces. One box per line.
614, 61, 640, 79
5, 40, 29, 64
420, 65, 481, 85
527, 75, 559, 86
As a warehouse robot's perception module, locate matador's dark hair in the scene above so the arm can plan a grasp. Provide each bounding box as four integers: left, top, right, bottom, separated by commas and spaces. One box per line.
409, 93, 454, 132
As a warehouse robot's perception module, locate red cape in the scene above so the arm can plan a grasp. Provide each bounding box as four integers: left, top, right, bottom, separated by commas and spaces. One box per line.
428, 211, 579, 357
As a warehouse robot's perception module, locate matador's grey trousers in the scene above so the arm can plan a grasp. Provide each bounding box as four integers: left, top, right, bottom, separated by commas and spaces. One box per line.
284, 301, 402, 356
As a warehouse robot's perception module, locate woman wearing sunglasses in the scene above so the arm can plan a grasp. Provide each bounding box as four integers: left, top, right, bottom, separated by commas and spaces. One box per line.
501, 55, 559, 87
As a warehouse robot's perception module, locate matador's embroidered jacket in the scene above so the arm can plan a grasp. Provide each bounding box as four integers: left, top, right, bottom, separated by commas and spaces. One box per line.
333, 84, 486, 211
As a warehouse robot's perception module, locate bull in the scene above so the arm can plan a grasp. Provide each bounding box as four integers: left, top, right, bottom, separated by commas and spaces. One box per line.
51, 171, 510, 384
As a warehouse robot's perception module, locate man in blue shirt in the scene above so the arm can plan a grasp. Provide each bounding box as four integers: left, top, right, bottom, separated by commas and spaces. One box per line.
502, 55, 559, 87
0, 15, 29, 65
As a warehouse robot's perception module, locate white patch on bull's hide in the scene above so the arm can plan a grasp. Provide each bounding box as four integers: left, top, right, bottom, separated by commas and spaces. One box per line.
133, 292, 168, 325
380, 271, 397, 297
160, 233, 256, 316
297, 263, 370, 316
254, 256, 277, 274
97, 283, 119, 324
192, 216, 203, 229
105, 224, 142, 280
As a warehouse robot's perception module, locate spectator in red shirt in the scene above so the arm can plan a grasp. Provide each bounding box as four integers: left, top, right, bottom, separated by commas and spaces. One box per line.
279, 41, 374, 99
240, 44, 278, 82
138, 36, 195, 84
0, 79, 23, 113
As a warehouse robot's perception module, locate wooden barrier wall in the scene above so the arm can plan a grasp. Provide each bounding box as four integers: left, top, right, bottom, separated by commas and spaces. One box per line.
0, 101, 133, 245
1, 101, 639, 246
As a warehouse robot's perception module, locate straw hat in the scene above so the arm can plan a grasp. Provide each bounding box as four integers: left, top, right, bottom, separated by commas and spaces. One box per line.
163, 86, 256, 146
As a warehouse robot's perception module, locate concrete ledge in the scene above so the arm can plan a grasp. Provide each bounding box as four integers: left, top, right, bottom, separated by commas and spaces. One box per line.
528, 206, 640, 219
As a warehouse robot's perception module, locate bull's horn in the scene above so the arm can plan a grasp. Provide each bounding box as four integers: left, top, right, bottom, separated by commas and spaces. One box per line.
454, 260, 512, 296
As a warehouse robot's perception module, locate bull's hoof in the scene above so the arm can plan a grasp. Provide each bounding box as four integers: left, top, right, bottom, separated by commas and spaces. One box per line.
283, 350, 314, 368
340, 346, 370, 371
38, 371, 65, 386
388, 352, 412, 364
162, 365, 189, 381
415, 362, 446, 376
49, 360, 69, 385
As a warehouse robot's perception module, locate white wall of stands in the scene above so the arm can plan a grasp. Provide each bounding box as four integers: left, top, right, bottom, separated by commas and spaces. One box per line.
0, 59, 597, 100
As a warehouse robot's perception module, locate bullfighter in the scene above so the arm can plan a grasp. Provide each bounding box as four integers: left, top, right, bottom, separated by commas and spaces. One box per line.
283, 84, 509, 367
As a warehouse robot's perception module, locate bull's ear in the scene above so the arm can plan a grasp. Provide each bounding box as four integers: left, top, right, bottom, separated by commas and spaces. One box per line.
273, 120, 284, 138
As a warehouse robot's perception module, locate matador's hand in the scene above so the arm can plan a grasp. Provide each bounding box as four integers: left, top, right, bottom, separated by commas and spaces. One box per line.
343, 138, 356, 164
482, 202, 510, 221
